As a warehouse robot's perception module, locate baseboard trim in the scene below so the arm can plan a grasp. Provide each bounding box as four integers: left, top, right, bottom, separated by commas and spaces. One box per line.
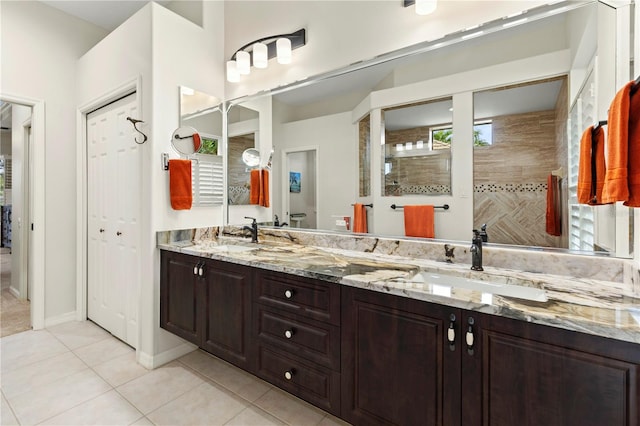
44, 311, 77, 328
137, 342, 197, 369
8, 286, 20, 299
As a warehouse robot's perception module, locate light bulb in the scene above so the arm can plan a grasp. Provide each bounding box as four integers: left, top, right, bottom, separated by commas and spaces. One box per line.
416, 140, 424, 149
236, 51, 251, 75
253, 42, 268, 69
226, 60, 240, 83
405, 142, 413, 150
396, 143, 404, 152
276, 38, 292, 64
415, 0, 437, 15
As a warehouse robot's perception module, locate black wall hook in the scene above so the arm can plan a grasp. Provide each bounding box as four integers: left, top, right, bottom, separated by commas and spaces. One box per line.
126, 117, 148, 144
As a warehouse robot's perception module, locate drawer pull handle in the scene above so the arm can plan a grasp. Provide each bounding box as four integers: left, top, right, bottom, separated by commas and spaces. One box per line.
447, 313, 456, 351
193, 264, 199, 275
466, 316, 475, 355
284, 289, 293, 299
284, 370, 294, 380
198, 266, 204, 276
284, 329, 294, 339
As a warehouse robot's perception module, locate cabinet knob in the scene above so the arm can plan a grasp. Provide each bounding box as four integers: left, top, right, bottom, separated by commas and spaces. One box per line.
284, 289, 293, 299
284, 329, 294, 339
198, 266, 204, 276
284, 370, 294, 380
193, 264, 199, 275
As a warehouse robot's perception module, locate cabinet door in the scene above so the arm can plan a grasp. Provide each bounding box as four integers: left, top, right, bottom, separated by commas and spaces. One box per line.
462, 311, 640, 426
200, 259, 253, 371
160, 251, 202, 344
341, 287, 461, 426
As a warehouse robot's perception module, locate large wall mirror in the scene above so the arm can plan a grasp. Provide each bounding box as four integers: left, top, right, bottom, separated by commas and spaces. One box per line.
227, 1, 635, 258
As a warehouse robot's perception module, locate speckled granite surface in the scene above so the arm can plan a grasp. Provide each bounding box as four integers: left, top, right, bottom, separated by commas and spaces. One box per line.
157, 227, 640, 344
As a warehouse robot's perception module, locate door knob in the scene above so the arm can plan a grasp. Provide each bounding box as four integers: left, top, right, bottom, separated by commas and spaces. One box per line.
99, 228, 105, 233
116, 231, 122, 236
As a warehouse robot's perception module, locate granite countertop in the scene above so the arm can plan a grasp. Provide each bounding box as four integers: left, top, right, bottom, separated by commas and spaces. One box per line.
158, 237, 640, 345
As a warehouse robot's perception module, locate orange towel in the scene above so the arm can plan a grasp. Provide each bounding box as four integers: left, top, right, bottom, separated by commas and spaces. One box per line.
260, 169, 270, 208
577, 126, 606, 204
626, 84, 640, 206
169, 159, 192, 210
353, 203, 368, 233
602, 81, 634, 204
546, 174, 562, 236
193, 133, 201, 153
250, 169, 261, 205
404, 205, 434, 238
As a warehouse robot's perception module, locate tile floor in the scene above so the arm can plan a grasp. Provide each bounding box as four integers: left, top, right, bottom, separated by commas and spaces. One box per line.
0, 321, 349, 425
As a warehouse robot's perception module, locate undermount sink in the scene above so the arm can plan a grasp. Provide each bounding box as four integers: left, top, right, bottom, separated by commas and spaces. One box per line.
207, 244, 257, 253
408, 272, 548, 302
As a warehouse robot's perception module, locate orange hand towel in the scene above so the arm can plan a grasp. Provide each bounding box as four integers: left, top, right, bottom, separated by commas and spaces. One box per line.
169, 159, 192, 210
249, 169, 261, 205
625, 83, 640, 207
602, 81, 634, 204
193, 133, 201, 153
404, 205, 434, 238
260, 169, 270, 208
546, 174, 561, 236
577, 126, 606, 204
353, 203, 368, 233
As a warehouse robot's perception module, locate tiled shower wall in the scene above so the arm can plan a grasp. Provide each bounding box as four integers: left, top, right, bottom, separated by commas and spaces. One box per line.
474, 108, 563, 247
228, 135, 254, 205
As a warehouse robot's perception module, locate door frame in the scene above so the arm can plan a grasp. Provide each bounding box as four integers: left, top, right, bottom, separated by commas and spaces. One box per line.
76, 77, 141, 324
281, 146, 319, 228
21, 118, 32, 301
0, 93, 45, 330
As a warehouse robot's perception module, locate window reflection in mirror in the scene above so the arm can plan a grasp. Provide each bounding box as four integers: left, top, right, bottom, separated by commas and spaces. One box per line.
382, 98, 453, 196
473, 76, 568, 248
228, 105, 260, 205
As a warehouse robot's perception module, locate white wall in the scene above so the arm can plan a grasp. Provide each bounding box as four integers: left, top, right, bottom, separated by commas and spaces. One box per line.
224, 0, 549, 99
287, 151, 317, 229
1, 1, 107, 322
274, 111, 357, 231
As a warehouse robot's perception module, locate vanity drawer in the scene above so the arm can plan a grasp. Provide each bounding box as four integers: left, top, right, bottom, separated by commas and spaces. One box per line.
256, 344, 340, 415
255, 305, 340, 370
254, 270, 340, 325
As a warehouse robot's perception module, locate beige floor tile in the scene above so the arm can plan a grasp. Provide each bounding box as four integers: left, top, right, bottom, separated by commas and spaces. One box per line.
117, 361, 204, 414
254, 388, 326, 426
1, 351, 87, 398
1, 392, 19, 426
38, 390, 144, 426
147, 381, 247, 426
73, 335, 133, 366
47, 320, 111, 350
129, 416, 154, 425
179, 350, 271, 401
224, 406, 285, 426
93, 351, 150, 387
8, 368, 111, 425
0, 329, 68, 372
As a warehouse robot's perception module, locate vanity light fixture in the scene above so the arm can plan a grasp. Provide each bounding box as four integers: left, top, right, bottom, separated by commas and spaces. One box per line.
403, 0, 437, 16
227, 29, 306, 83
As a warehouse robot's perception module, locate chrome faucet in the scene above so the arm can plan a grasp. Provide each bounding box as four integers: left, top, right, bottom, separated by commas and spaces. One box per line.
470, 229, 483, 271
243, 216, 258, 243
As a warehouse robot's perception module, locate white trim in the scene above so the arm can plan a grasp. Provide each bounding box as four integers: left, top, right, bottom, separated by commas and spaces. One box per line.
9, 287, 20, 299
18, 118, 31, 301
0, 93, 45, 331
44, 311, 77, 328
137, 342, 197, 370
76, 77, 141, 332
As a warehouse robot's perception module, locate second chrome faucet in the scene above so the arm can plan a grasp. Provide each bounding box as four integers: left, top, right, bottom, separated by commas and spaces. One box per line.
470, 229, 483, 271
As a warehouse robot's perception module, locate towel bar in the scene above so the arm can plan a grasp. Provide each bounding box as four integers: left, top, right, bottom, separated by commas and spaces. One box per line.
351, 203, 373, 208
391, 204, 449, 210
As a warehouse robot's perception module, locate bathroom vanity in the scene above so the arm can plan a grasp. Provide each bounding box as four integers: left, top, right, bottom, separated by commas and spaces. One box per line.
159, 230, 640, 426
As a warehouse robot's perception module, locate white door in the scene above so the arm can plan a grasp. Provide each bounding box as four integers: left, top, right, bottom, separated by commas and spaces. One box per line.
87, 93, 140, 347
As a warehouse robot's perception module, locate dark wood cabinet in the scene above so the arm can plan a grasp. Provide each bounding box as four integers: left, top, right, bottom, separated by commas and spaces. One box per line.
160, 250, 202, 344
253, 270, 342, 416
160, 251, 253, 371
341, 286, 460, 426
341, 286, 640, 426
200, 259, 253, 371
161, 251, 640, 426
462, 312, 640, 426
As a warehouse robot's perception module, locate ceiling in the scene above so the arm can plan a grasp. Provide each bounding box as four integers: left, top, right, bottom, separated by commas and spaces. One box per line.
39, 1, 170, 31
